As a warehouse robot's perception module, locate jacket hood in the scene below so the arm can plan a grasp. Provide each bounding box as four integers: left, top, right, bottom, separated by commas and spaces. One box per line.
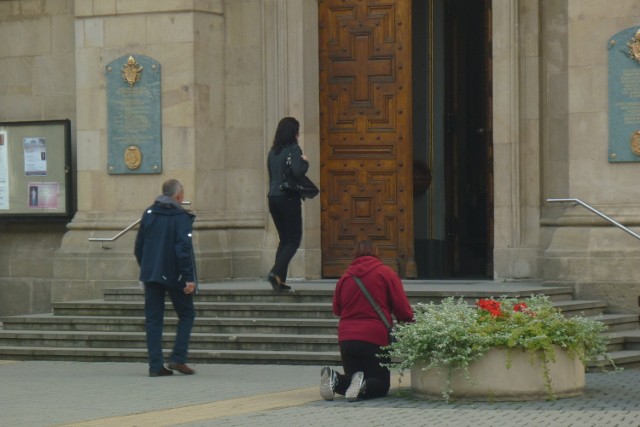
148, 195, 194, 217
345, 256, 385, 278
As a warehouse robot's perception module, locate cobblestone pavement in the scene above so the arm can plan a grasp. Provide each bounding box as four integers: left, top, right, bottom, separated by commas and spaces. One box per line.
1, 360, 639, 427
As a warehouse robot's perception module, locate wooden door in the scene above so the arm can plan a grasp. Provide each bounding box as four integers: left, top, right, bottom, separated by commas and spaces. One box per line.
319, 0, 415, 278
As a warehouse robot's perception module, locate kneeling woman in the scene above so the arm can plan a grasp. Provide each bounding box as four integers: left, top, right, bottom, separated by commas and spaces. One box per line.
320, 239, 414, 401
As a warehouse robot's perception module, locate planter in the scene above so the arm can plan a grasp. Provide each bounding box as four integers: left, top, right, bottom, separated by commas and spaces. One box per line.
411, 346, 585, 401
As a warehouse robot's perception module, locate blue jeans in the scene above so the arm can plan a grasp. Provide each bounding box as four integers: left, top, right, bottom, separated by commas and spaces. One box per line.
144, 282, 195, 372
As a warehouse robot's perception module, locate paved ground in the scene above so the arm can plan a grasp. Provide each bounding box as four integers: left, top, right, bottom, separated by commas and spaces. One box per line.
2, 359, 640, 427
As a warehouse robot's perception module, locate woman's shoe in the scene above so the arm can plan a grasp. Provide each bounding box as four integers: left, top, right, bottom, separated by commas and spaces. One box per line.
267, 272, 281, 291
279, 282, 292, 291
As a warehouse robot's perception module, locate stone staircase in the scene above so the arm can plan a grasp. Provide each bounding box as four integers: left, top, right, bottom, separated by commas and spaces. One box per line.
1, 280, 639, 367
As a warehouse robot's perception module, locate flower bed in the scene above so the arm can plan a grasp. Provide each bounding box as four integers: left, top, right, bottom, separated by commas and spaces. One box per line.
387, 295, 614, 401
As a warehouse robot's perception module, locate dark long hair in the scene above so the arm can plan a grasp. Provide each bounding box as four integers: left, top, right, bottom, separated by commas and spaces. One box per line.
271, 117, 300, 154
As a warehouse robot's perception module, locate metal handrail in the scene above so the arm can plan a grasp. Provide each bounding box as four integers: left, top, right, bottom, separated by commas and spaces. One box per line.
88, 201, 191, 245
547, 198, 640, 241
88, 219, 141, 243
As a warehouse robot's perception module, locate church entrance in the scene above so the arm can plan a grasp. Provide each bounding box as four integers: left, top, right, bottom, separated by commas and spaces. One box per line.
413, 0, 493, 278
318, 0, 493, 279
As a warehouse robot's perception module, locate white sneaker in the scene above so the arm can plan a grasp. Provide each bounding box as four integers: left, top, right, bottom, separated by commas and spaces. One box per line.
345, 371, 365, 402
320, 366, 338, 401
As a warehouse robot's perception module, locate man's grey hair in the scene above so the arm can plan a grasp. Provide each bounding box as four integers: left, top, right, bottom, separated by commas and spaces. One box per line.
162, 179, 183, 198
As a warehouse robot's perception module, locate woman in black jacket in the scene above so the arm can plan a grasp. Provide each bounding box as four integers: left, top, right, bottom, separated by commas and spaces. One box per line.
267, 117, 309, 292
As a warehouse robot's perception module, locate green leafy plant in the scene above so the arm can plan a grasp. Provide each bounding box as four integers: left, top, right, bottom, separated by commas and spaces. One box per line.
386, 295, 615, 401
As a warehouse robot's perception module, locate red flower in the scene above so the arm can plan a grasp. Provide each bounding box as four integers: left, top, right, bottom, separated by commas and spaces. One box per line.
513, 302, 536, 316
477, 298, 502, 317
513, 302, 528, 312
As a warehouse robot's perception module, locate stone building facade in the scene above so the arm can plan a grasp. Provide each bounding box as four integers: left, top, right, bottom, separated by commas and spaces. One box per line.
1, 0, 640, 316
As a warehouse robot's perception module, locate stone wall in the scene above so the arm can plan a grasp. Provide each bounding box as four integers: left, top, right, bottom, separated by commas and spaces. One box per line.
6, 0, 640, 317
539, 0, 640, 313
0, 0, 323, 316
0, 0, 76, 315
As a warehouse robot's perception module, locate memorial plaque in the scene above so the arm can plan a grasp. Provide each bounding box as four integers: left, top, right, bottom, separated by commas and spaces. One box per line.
106, 54, 162, 174
608, 27, 640, 162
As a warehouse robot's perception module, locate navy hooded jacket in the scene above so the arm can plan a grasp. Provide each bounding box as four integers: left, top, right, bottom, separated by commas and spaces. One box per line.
134, 195, 195, 287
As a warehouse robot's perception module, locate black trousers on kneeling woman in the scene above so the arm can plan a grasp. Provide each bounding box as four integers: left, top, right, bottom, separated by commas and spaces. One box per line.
333, 340, 391, 399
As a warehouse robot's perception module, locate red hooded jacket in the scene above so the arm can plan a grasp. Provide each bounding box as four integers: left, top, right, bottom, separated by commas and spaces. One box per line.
333, 256, 414, 346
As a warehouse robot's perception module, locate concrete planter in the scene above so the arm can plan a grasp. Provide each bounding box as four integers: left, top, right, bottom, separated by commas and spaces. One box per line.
411, 346, 585, 401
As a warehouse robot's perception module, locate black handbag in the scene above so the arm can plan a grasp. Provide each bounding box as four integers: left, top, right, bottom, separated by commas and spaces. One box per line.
352, 275, 395, 343
279, 151, 319, 200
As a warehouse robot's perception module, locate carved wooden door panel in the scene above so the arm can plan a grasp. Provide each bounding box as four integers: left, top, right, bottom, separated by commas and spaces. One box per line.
319, 0, 415, 278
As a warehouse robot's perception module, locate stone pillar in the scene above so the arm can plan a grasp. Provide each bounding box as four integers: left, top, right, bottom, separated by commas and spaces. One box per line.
56, 0, 322, 302
493, 0, 542, 279
56, 1, 229, 301
260, 0, 321, 279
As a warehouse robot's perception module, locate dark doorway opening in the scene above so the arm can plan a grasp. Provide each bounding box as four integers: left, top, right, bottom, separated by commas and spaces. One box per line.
412, 0, 493, 279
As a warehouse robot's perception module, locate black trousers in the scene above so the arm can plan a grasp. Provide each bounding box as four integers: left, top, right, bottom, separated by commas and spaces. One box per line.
334, 340, 391, 399
268, 195, 302, 283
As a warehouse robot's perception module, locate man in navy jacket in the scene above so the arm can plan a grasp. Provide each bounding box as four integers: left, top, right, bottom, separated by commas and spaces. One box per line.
135, 179, 197, 377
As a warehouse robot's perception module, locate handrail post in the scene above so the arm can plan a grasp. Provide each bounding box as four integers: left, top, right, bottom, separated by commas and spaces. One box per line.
547, 198, 640, 241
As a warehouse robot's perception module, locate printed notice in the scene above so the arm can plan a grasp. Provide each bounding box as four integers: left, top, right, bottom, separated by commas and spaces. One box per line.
27, 182, 59, 209
0, 131, 8, 209
23, 137, 47, 176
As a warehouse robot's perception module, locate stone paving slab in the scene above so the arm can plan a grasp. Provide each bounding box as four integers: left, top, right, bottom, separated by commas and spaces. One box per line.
2, 359, 640, 427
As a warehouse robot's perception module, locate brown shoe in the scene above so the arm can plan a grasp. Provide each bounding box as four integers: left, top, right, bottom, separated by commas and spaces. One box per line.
168, 363, 195, 375
149, 367, 173, 377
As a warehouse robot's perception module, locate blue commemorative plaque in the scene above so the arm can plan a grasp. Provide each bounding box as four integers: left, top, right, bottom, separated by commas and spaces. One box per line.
608, 27, 640, 162
106, 54, 162, 174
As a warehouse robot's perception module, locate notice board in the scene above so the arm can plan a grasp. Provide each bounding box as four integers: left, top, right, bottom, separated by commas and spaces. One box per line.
0, 120, 72, 217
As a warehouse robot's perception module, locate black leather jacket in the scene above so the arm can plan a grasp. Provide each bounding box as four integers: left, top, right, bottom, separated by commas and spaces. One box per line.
267, 143, 309, 197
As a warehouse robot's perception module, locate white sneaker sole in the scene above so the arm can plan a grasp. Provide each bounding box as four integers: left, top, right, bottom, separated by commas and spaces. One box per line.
345, 371, 364, 402
320, 367, 335, 401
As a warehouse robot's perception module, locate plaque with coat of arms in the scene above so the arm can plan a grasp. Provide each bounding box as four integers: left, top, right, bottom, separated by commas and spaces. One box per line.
608, 27, 640, 162
105, 54, 162, 174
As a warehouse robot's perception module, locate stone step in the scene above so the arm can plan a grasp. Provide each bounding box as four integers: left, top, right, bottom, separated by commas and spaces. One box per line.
553, 300, 608, 317
605, 330, 640, 352
1, 315, 339, 334
590, 313, 640, 333
2, 345, 636, 368
103, 284, 576, 303
591, 350, 640, 370
52, 301, 335, 319
1, 281, 636, 367
104, 288, 336, 303
0, 346, 341, 365
0, 330, 338, 352
52, 294, 589, 320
